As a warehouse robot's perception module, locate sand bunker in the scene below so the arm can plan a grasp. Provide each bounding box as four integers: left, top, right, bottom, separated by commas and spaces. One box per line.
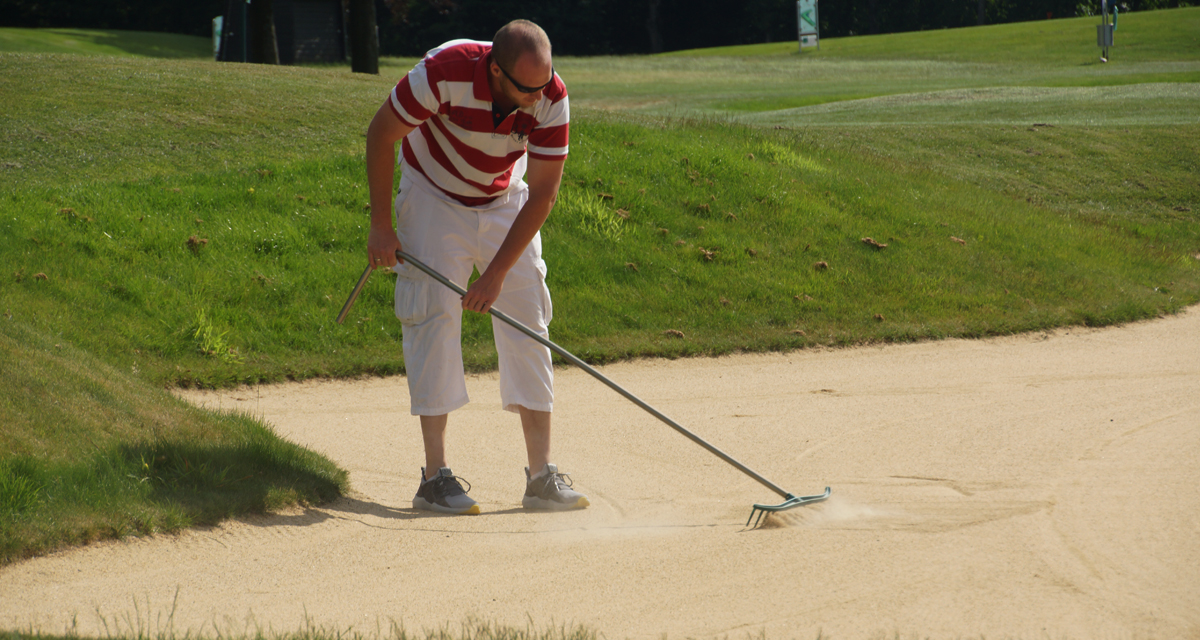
2, 308, 1198, 639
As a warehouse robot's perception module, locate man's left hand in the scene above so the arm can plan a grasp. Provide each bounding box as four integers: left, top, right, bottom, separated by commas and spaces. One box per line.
462, 269, 505, 314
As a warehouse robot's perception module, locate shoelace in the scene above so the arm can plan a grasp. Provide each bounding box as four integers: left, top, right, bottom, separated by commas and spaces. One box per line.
548, 471, 573, 489
434, 474, 471, 495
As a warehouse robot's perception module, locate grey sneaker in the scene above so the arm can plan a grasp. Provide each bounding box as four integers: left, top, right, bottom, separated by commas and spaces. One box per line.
522, 463, 589, 510
413, 467, 480, 515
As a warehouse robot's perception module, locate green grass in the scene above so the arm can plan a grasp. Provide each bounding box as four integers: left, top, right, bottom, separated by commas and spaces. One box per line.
0, 28, 211, 58
1, 11, 1199, 563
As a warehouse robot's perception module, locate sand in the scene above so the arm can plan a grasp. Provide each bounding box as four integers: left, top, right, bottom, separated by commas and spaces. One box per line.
2, 308, 1198, 639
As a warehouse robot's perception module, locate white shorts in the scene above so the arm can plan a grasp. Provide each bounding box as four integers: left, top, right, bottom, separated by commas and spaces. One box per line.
391, 169, 554, 416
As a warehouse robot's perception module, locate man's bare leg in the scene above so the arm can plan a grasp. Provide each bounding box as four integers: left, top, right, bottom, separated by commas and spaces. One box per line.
519, 406, 588, 509
413, 413, 478, 514
422, 410, 551, 476
519, 406, 551, 476
420, 414, 448, 479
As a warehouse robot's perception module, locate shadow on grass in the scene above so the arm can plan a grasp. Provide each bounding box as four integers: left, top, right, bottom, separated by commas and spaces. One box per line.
118, 434, 346, 525
43, 28, 209, 58
0, 434, 346, 565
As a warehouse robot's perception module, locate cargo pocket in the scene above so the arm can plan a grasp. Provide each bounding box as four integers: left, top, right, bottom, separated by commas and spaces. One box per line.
393, 262, 434, 325
536, 259, 553, 326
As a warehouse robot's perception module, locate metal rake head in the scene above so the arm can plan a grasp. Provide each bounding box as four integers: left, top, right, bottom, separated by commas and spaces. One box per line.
746, 487, 831, 528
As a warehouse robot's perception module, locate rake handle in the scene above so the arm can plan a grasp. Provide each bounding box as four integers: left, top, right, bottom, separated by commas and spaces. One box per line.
391, 249, 794, 500
336, 263, 374, 325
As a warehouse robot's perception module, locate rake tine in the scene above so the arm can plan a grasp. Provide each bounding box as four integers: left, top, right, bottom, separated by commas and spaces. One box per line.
746, 487, 832, 528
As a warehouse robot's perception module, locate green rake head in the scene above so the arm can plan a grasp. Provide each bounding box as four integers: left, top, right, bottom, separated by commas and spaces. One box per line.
747, 487, 831, 528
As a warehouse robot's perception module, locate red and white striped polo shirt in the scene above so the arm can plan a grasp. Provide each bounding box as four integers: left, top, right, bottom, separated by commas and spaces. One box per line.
388, 39, 570, 206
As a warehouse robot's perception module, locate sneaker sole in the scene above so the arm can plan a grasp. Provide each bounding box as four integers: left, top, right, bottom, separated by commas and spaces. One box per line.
522, 495, 590, 511
413, 497, 480, 515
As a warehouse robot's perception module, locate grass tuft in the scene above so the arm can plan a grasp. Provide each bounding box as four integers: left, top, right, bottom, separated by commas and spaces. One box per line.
0, 617, 601, 640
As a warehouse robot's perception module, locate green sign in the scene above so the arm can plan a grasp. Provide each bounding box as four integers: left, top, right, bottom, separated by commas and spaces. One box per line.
797, 0, 818, 36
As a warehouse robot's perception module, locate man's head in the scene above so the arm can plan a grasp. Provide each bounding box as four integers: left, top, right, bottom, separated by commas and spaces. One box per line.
489, 20, 554, 109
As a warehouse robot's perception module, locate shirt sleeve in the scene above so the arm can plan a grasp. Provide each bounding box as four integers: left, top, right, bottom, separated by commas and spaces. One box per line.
528, 80, 569, 161
388, 58, 442, 128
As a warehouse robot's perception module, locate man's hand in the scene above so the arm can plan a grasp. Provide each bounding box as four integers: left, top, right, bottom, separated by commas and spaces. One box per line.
368, 224, 403, 269
462, 269, 504, 314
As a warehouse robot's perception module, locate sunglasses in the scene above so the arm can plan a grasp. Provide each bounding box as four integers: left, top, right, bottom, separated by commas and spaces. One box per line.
498, 64, 555, 94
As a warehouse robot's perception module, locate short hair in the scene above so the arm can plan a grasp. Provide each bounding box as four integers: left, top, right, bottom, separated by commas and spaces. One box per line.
492, 19, 551, 71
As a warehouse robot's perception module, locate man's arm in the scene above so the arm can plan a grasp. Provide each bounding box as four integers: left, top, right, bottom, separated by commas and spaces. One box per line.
365, 99, 416, 269
461, 156, 566, 314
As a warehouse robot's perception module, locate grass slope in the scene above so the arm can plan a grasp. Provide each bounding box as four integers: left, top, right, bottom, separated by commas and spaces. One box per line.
557, 117, 1197, 349
0, 316, 347, 564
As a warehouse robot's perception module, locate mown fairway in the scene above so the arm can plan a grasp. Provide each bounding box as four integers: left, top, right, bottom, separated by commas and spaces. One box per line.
572, 8, 1200, 114
0, 10, 1198, 561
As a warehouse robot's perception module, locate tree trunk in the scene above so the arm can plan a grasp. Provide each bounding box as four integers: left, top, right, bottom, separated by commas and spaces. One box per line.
248, 0, 279, 64
978, 0, 986, 25
349, 0, 379, 75
866, 0, 881, 35
646, 0, 663, 54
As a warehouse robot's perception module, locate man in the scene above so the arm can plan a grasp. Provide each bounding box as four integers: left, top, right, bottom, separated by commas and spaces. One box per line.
364, 20, 588, 515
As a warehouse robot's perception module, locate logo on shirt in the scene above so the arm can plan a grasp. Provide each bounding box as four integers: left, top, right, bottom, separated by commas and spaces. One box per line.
511, 120, 532, 143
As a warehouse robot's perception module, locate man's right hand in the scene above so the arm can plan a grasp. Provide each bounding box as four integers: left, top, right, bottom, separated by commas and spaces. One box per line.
368, 224, 403, 269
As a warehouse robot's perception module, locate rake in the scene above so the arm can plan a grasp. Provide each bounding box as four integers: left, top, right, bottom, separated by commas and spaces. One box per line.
337, 250, 830, 526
